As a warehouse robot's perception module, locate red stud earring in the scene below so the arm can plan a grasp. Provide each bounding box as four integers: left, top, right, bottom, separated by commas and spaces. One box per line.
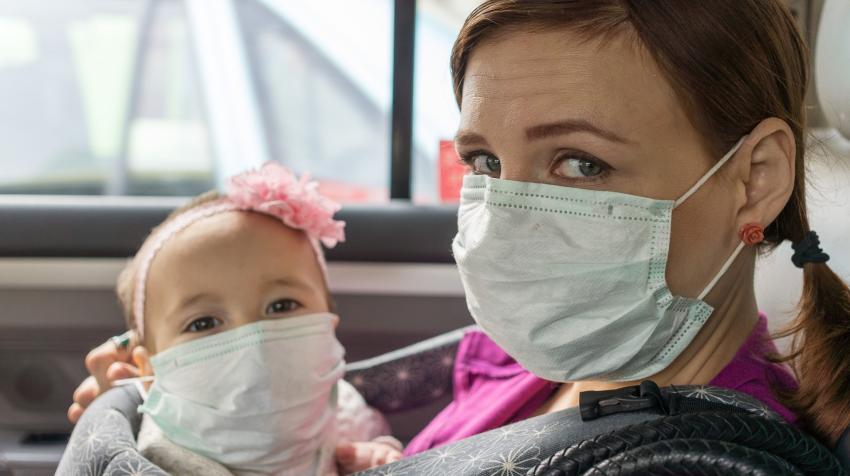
740, 223, 765, 245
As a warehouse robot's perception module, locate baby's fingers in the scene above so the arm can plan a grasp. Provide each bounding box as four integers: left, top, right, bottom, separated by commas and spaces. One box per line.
335, 442, 357, 466
69, 375, 105, 424
386, 450, 402, 464
85, 331, 138, 391
106, 362, 141, 382
370, 446, 402, 468
336, 441, 402, 473
72, 376, 100, 410
67, 403, 85, 424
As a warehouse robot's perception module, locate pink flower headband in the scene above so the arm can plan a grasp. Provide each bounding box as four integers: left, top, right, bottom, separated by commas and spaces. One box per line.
132, 162, 345, 337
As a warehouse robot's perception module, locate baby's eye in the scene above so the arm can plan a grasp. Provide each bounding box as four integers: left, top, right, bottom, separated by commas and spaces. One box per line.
184, 316, 222, 333
461, 152, 501, 177
266, 299, 301, 315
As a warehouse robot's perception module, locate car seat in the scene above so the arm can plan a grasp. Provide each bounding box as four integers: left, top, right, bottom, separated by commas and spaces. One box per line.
56, 327, 845, 475
837, 427, 850, 473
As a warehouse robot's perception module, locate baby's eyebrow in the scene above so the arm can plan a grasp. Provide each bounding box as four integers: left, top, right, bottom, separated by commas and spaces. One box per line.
177, 292, 215, 310
266, 277, 310, 290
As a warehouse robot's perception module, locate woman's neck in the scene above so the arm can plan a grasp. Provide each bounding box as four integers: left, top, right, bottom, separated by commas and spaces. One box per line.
534, 249, 760, 415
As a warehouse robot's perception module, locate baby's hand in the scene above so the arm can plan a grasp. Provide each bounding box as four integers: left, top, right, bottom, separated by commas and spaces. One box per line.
336, 438, 403, 474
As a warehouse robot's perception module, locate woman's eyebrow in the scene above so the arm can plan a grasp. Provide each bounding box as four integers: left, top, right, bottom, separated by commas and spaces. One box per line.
454, 131, 489, 147
525, 119, 630, 143
455, 120, 630, 146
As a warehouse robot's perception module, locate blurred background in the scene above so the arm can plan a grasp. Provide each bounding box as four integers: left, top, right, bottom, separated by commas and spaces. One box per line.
0, 0, 848, 474
0, 0, 847, 203
0, 0, 480, 203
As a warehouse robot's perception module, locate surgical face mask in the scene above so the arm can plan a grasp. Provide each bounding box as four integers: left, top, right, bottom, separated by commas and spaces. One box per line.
452, 138, 747, 382
139, 313, 345, 476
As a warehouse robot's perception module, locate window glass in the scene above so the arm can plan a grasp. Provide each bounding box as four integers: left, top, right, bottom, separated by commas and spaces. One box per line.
0, 0, 213, 196
412, 0, 480, 203
237, 0, 394, 203
123, 0, 214, 195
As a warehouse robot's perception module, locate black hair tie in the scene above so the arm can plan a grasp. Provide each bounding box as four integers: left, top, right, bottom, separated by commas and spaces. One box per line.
791, 231, 830, 268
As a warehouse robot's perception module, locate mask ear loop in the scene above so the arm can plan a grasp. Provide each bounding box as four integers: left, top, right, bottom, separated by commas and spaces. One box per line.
697, 242, 745, 301
113, 376, 155, 400
673, 137, 747, 208
671, 136, 748, 301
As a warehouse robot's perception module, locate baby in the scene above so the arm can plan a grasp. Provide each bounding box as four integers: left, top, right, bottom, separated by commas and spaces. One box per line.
115, 163, 401, 475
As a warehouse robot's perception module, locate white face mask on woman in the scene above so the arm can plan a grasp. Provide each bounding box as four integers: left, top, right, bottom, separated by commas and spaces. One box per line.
452, 138, 746, 382
139, 313, 345, 476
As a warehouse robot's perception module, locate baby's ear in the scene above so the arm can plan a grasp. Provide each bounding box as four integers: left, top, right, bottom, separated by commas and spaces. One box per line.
132, 346, 153, 377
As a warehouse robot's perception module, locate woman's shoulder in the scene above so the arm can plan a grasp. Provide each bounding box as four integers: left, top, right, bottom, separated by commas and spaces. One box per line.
461, 318, 800, 423
455, 328, 528, 376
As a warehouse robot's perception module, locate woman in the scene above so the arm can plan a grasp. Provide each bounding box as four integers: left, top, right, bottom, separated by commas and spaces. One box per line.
71, 0, 850, 456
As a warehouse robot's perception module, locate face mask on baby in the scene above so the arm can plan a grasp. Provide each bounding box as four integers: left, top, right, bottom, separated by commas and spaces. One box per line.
139, 313, 345, 476
452, 138, 747, 382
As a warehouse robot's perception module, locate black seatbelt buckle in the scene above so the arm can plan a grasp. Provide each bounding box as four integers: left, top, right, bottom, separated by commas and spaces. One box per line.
579, 380, 667, 421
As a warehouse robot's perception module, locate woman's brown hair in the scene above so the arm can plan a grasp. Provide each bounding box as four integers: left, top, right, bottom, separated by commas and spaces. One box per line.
451, 0, 850, 445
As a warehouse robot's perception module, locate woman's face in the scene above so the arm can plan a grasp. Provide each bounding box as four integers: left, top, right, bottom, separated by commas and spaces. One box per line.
455, 28, 745, 299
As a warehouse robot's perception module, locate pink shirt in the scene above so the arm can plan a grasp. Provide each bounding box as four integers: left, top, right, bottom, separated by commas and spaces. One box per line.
405, 314, 797, 455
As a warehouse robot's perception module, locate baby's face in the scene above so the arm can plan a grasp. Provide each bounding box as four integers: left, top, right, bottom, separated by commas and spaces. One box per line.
142, 211, 330, 353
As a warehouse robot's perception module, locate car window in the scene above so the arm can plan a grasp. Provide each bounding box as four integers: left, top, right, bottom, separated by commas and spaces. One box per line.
1, 0, 841, 205
0, 0, 471, 202
412, 0, 479, 203
0, 1, 141, 194
0, 0, 212, 196
123, 0, 214, 196
237, 0, 394, 203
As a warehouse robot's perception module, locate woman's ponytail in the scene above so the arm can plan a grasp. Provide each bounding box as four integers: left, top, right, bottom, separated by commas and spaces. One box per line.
775, 260, 850, 445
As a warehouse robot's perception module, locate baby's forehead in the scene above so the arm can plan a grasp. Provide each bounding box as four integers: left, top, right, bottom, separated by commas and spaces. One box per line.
142, 210, 327, 303
181, 211, 304, 245
153, 211, 313, 268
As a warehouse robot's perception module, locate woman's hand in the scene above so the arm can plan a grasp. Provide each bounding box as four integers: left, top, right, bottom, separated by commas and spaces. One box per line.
67, 331, 141, 423
336, 439, 403, 474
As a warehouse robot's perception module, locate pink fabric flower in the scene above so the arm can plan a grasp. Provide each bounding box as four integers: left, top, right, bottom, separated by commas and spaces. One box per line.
226, 162, 346, 247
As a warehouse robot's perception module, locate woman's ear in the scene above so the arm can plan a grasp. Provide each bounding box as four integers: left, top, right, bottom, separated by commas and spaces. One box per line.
733, 117, 796, 231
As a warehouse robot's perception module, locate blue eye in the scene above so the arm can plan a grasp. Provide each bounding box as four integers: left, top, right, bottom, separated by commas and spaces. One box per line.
266, 299, 301, 315
184, 316, 221, 333
463, 153, 501, 177
553, 155, 611, 181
